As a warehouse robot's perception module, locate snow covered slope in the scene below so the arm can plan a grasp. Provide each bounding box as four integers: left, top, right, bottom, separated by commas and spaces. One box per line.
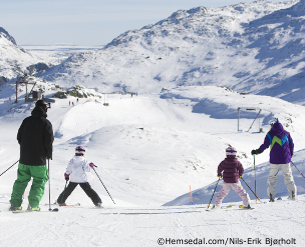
2, 0, 305, 246
37, 0, 305, 105
0, 84, 305, 246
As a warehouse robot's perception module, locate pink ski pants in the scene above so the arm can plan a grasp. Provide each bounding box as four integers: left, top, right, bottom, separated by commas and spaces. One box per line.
214, 180, 250, 207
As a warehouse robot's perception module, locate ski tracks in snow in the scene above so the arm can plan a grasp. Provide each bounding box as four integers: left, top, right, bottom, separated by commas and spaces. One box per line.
1, 200, 304, 246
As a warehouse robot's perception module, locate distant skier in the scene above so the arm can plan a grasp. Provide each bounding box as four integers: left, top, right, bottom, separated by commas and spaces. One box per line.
10, 100, 53, 211
251, 118, 296, 201
56, 146, 102, 207
212, 147, 251, 209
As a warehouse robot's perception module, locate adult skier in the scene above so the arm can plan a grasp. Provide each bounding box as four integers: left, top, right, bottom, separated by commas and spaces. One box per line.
251, 118, 296, 201
10, 100, 53, 211
56, 146, 102, 207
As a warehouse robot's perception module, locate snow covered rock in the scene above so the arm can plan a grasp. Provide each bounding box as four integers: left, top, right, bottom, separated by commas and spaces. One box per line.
0, 27, 48, 82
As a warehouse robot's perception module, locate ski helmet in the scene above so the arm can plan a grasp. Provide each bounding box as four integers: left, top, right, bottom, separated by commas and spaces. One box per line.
269, 118, 279, 126
75, 146, 86, 155
226, 147, 237, 156
35, 100, 50, 109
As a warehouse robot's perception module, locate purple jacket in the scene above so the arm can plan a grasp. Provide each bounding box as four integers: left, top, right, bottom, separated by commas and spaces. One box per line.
258, 122, 294, 164
217, 156, 244, 183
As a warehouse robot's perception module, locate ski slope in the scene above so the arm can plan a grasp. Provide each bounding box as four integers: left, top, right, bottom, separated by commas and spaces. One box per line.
0, 84, 305, 246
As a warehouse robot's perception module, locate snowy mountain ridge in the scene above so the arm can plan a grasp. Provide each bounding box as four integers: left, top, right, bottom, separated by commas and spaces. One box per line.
1, 1, 305, 246
0, 27, 46, 84
33, 0, 305, 106
0, 27, 17, 45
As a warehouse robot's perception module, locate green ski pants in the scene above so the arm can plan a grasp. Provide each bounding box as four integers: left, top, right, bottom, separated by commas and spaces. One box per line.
10, 163, 48, 208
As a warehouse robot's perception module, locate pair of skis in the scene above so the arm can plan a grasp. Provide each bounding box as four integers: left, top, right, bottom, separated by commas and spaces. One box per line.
12, 203, 82, 213
207, 205, 254, 211
221, 205, 254, 210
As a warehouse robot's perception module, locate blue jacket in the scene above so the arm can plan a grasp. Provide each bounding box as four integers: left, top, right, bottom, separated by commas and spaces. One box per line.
258, 122, 293, 164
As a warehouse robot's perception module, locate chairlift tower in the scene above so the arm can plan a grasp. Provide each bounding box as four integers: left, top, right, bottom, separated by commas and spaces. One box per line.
237, 107, 262, 132
15, 74, 37, 103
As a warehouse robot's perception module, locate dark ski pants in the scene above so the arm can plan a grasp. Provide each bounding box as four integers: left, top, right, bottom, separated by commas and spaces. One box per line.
57, 182, 102, 206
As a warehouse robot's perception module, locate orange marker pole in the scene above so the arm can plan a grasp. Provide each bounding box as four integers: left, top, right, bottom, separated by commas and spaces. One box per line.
189, 185, 193, 204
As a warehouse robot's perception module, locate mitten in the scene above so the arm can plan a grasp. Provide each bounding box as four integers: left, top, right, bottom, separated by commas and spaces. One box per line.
64, 173, 69, 181
251, 149, 262, 155
89, 162, 95, 169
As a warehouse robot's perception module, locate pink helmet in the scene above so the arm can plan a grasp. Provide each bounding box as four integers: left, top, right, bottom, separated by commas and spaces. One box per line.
75, 146, 85, 155
226, 147, 237, 156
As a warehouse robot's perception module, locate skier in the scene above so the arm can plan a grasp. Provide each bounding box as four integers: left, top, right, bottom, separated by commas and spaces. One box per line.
212, 147, 251, 209
251, 118, 296, 201
56, 146, 102, 207
10, 100, 53, 211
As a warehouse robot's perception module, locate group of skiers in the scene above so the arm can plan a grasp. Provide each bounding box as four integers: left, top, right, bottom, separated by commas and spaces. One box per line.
7, 99, 297, 211
212, 118, 297, 209
9, 100, 102, 211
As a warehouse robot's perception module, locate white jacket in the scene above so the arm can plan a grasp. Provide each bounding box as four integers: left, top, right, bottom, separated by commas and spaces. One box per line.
66, 156, 91, 183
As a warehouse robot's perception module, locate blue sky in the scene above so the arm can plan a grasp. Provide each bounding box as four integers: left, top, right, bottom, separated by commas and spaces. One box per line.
0, 0, 284, 46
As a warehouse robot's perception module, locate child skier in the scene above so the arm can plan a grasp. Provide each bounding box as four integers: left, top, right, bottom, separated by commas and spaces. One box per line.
213, 147, 251, 209
56, 146, 102, 207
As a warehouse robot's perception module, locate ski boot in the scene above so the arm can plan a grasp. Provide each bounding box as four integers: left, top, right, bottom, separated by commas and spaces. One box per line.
27, 204, 40, 211
9, 204, 22, 211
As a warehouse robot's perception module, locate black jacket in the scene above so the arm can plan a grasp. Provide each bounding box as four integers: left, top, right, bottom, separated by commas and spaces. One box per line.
17, 105, 54, 166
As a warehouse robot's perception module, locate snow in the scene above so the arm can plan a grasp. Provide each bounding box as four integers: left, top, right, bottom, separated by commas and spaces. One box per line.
0, 82, 305, 246
1, 1, 305, 246
33, 0, 305, 106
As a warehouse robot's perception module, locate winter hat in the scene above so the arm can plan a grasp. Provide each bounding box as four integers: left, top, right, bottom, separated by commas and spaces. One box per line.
226, 147, 237, 156
75, 146, 85, 155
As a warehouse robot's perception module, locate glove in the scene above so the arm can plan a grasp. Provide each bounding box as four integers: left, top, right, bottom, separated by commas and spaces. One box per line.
64, 173, 69, 181
89, 162, 95, 169
251, 149, 262, 155
218, 175, 222, 178
239, 175, 242, 178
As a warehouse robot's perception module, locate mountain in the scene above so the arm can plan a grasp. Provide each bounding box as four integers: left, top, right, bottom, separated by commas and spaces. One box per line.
38, 0, 305, 104
0, 27, 50, 84
2, 1, 305, 245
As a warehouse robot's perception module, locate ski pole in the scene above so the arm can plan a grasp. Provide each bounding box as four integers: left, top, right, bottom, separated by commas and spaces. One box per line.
92, 166, 116, 204
0, 160, 19, 177
254, 155, 257, 198
64, 180, 68, 189
47, 159, 59, 212
206, 177, 221, 210
240, 176, 260, 201
59, 180, 69, 204
291, 161, 305, 178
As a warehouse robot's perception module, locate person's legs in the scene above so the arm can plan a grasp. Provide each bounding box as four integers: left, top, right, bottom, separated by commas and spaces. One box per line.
10, 163, 31, 208
281, 163, 297, 199
214, 182, 232, 207
267, 164, 280, 201
231, 181, 250, 206
57, 182, 78, 204
28, 165, 49, 208
79, 182, 102, 206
